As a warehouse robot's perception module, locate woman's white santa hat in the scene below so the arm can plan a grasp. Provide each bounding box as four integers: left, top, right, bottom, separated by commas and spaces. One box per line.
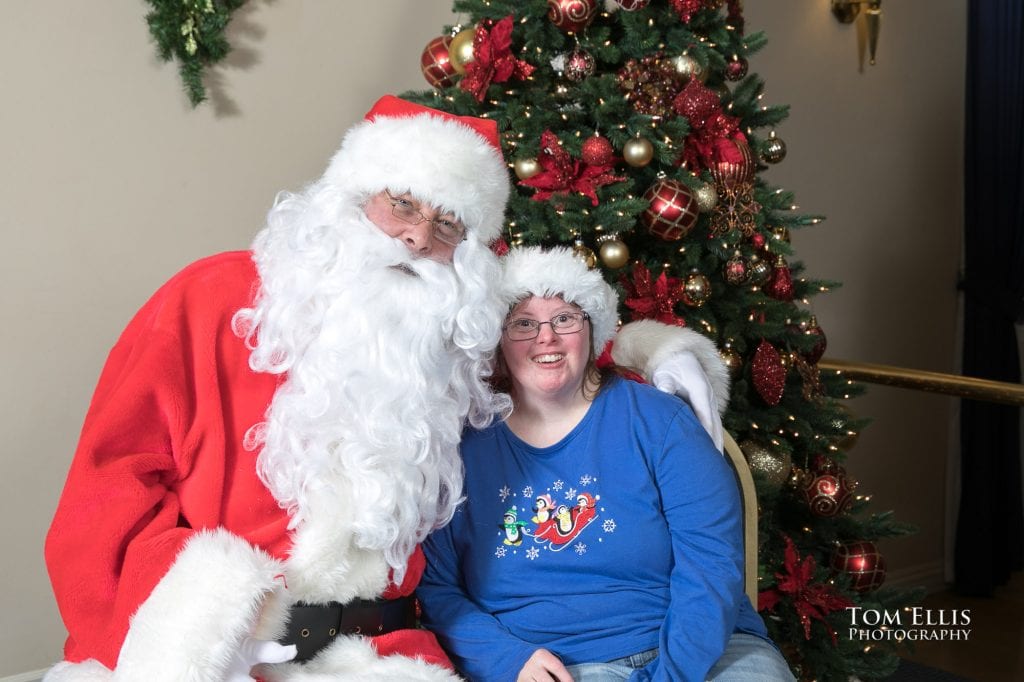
499, 245, 620, 354
322, 95, 511, 246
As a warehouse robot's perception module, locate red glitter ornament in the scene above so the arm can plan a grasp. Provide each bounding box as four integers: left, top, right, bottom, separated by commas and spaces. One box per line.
420, 35, 458, 89
641, 179, 700, 241
617, 53, 683, 118
751, 339, 786, 405
547, 0, 599, 33
766, 255, 794, 301
581, 134, 615, 166
831, 541, 887, 593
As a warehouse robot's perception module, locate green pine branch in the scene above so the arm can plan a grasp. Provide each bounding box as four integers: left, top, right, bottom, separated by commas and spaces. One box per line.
144, 0, 247, 106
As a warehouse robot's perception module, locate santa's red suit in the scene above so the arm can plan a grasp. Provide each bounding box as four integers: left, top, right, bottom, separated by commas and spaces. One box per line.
44, 252, 466, 680
44, 97, 514, 682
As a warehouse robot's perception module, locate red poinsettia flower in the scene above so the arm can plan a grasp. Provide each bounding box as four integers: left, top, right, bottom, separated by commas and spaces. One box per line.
460, 16, 535, 101
519, 130, 625, 206
759, 536, 855, 644
620, 261, 687, 326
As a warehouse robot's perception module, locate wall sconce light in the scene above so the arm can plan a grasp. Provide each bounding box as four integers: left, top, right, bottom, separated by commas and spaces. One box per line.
831, 1, 882, 65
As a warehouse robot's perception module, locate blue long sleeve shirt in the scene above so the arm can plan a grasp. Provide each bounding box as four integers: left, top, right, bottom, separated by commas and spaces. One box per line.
419, 378, 769, 682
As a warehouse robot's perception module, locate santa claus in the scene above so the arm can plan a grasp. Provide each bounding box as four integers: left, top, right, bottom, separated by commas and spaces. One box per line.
43, 96, 728, 681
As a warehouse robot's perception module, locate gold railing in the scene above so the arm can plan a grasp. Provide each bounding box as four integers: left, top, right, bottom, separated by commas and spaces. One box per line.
818, 358, 1024, 406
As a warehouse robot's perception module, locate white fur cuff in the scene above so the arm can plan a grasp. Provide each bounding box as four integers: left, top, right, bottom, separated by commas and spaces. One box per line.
611, 320, 731, 413
112, 528, 286, 681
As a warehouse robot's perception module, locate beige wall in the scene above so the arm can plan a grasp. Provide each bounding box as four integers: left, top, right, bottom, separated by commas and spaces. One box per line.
0, 1, 964, 676
742, 0, 965, 591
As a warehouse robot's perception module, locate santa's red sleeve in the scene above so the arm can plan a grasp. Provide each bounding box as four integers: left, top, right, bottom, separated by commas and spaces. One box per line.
44, 253, 286, 681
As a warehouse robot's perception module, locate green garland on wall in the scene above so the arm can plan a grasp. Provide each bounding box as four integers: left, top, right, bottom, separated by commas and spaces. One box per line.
145, 0, 247, 106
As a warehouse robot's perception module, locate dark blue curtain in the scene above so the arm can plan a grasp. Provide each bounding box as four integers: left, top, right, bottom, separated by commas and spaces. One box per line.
954, 0, 1024, 596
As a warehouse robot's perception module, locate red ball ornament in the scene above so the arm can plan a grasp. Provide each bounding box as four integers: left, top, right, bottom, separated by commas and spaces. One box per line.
750, 232, 766, 250
803, 316, 827, 364
724, 252, 747, 285
581, 134, 615, 166
547, 0, 599, 33
831, 541, 887, 592
803, 468, 855, 517
641, 179, 700, 241
565, 48, 597, 82
615, 0, 650, 9
421, 35, 458, 89
709, 138, 755, 188
725, 55, 749, 81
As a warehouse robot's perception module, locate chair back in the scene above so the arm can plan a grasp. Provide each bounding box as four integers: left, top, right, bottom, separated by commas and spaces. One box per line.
722, 432, 758, 605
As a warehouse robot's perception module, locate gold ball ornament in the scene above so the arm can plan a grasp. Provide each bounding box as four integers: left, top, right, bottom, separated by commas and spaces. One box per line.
681, 270, 711, 307
720, 343, 743, 377
514, 157, 542, 180
448, 28, 477, 74
623, 137, 655, 167
572, 240, 598, 269
671, 54, 706, 82
761, 131, 788, 164
747, 254, 772, 286
598, 235, 630, 269
740, 440, 793, 490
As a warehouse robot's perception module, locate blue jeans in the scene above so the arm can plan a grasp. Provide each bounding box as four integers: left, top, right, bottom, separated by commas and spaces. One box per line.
564, 633, 794, 681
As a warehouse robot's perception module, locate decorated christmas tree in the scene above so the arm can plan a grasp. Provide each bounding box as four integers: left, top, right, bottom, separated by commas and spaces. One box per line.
407, 1, 921, 680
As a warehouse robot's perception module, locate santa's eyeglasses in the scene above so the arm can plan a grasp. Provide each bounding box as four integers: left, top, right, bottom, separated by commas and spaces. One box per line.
503, 312, 590, 341
384, 190, 467, 247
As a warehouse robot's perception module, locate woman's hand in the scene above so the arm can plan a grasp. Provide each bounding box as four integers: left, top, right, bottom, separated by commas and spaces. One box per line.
516, 648, 574, 682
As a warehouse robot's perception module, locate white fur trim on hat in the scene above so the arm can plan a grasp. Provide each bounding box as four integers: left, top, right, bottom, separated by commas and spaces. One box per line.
500, 246, 619, 353
321, 111, 510, 245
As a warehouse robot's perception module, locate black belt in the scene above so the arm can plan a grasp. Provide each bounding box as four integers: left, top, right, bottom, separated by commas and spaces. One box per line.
279, 596, 418, 662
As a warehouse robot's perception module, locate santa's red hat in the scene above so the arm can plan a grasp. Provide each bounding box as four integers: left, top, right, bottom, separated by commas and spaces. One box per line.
322, 95, 510, 245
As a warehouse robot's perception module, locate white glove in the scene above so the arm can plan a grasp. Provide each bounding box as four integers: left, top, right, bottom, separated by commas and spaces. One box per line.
225, 637, 297, 681
650, 352, 725, 452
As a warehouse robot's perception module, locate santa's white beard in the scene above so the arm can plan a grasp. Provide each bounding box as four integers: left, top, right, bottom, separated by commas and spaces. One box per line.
234, 185, 508, 595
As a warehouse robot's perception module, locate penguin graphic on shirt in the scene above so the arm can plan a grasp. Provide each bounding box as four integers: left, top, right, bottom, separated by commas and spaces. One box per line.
531, 492, 600, 548
501, 508, 527, 546
532, 494, 555, 524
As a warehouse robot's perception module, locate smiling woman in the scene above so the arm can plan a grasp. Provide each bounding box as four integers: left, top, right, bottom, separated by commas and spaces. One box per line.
417, 246, 793, 682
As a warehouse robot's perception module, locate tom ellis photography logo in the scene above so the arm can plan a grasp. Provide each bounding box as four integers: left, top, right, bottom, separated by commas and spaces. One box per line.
847, 607, 972, 642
